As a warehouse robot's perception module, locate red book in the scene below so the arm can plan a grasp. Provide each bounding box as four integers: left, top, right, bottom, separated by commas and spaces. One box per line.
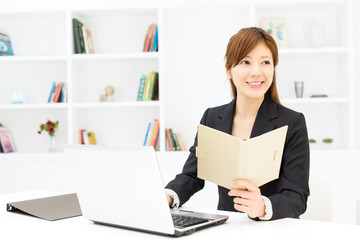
144, 24, 154, 52
53, 82, 63, 103
150, 120, 160, 147
79, 129, 86, 144
165, 128, 174, 151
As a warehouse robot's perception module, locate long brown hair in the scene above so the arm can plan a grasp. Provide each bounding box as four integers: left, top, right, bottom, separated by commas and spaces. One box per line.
224, 27, 280, 104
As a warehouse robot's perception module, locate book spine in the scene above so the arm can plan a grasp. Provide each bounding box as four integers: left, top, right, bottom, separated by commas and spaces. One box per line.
61, 82, 66, 102
88, 132, 96, 145
53, 82, 63, 103
172, 132, 181, 151
143, 25, 151, 52
168, 128, 178, 151
142, 73, 151, 101
148, 119, 157, 146
82, 26, 89, 54
165, 128, 174, 151
152, 25, 158, 52
150, 120, 160, 147
143, 122, 151, 146
144, 24, 154, 52
83, 130, 89, 145
50, 82, 59, 103
79, 129, 85, 144
0, 130, 14, 153
147, 72, 156, 100
176, 133, 186, 151
78, 25, 85, 54
137, 74, 146, 101
72, 18, 83, 54
151, 72, 159, 101
0, 136, 3, 152
149, 24, 157, 52
47, 82, 56, 103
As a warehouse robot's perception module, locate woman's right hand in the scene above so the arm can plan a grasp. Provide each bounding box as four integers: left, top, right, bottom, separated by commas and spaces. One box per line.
166, 193, 173, 207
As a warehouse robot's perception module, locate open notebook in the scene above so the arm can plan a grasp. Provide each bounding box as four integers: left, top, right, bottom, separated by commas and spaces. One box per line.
196, 124, 288, 190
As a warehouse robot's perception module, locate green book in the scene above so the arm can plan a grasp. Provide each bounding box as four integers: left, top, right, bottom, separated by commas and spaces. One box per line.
72, 18, 84, 54
168, 128, 178, 151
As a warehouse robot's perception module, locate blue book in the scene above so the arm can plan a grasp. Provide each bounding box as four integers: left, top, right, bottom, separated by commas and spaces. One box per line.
143, 122, 151, 146
47, 82, 56, 103
137, 74, 146, 101
61, 82, 66, 102
152, 26, 158, 52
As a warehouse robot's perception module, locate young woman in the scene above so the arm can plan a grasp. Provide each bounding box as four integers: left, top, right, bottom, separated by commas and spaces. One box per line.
165, 27, 310, 221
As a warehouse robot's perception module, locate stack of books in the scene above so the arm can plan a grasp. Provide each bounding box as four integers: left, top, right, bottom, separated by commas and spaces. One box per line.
0, 124, 15, 153
79, 129, 96, 145
48, 82, 66, 103
137, 71, 158, 101
165, 128, 186, 151
143, 23, 158, 52
143, 119, 160, 148
73, 18, 95, 54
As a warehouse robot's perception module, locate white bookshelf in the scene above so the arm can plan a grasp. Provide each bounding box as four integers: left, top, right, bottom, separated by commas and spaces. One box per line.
0, 0, 355, 155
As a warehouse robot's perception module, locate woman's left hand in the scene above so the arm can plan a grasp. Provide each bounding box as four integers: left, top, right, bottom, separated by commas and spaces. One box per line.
228, 179, 265, 218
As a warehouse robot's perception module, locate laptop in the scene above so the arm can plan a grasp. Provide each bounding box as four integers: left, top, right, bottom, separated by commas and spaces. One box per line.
64, 144, 228, 237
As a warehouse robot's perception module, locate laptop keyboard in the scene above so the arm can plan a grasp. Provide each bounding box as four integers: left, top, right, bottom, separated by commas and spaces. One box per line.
171, 214, 208, 228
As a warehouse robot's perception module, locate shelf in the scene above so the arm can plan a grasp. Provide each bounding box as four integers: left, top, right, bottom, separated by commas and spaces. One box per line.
0, 152, 65, 161
71, 101, 160, 108
0, 55, 67, 62
0, 103, 68, 110
279, 47, 348, 55
70, 52, 159, 61
0, 102, 160, 110
281, 97, 351, 104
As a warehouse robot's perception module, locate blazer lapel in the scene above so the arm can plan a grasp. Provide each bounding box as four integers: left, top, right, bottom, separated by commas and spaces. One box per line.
215, 94, 278, 137
216, 98, 236, 135
250, 94, 278, 138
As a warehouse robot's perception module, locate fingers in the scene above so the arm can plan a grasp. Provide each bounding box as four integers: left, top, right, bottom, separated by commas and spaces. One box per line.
228, 179, 260, 197
228, 179, 265, 218
166, 194, 173, 206
232, 179, 258, 192
228, 188, 252, 199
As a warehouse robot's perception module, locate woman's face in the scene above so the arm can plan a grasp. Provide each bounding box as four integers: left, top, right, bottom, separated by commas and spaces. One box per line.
226, 43, 274, 101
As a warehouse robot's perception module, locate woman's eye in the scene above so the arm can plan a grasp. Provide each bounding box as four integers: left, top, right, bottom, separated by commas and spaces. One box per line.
263, 60, 271, 65
240, 60, 250, 65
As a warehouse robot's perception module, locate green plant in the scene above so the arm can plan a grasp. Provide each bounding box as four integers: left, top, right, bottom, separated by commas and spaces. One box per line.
322, 138, 333, 144
309, 138, 316, 143
38, 120, 59, 137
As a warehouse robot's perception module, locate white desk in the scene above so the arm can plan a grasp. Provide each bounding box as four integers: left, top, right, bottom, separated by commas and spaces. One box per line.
1, 191, 360, 240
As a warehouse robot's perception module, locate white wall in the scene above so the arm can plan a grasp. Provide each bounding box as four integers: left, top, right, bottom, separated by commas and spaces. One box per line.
354, 0, 360, 148
1, 0, 360, 224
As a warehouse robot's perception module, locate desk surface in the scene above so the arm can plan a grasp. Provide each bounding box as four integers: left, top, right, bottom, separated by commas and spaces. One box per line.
1, 191, 360, 240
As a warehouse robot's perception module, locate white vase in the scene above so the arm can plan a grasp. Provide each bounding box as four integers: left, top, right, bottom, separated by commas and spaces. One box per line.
49, 135, 56, 152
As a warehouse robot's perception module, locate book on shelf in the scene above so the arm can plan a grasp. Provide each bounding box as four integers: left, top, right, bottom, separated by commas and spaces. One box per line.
72, 18, 84, 54
0, 123, 16, 153
0, 32, 14, 56
137, 71, 159, 101
73, 18, 95, 54
143, 23, 158, 52
82, 26, 95, 54
79, 129, 97, 145
165, 128, 186, 151
47, 82, 66, 103
137, 74, 146, 101
143, 119, 159, 149
152, 26, 158, 52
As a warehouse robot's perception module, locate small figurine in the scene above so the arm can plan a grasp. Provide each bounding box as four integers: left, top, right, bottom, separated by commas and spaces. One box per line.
99, 85, 115, 102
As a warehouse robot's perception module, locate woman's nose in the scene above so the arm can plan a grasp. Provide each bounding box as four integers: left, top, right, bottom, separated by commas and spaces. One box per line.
250, 63, 261, 75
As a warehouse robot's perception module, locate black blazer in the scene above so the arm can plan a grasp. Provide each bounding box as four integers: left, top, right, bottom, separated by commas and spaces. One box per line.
166, 94, 310, 220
